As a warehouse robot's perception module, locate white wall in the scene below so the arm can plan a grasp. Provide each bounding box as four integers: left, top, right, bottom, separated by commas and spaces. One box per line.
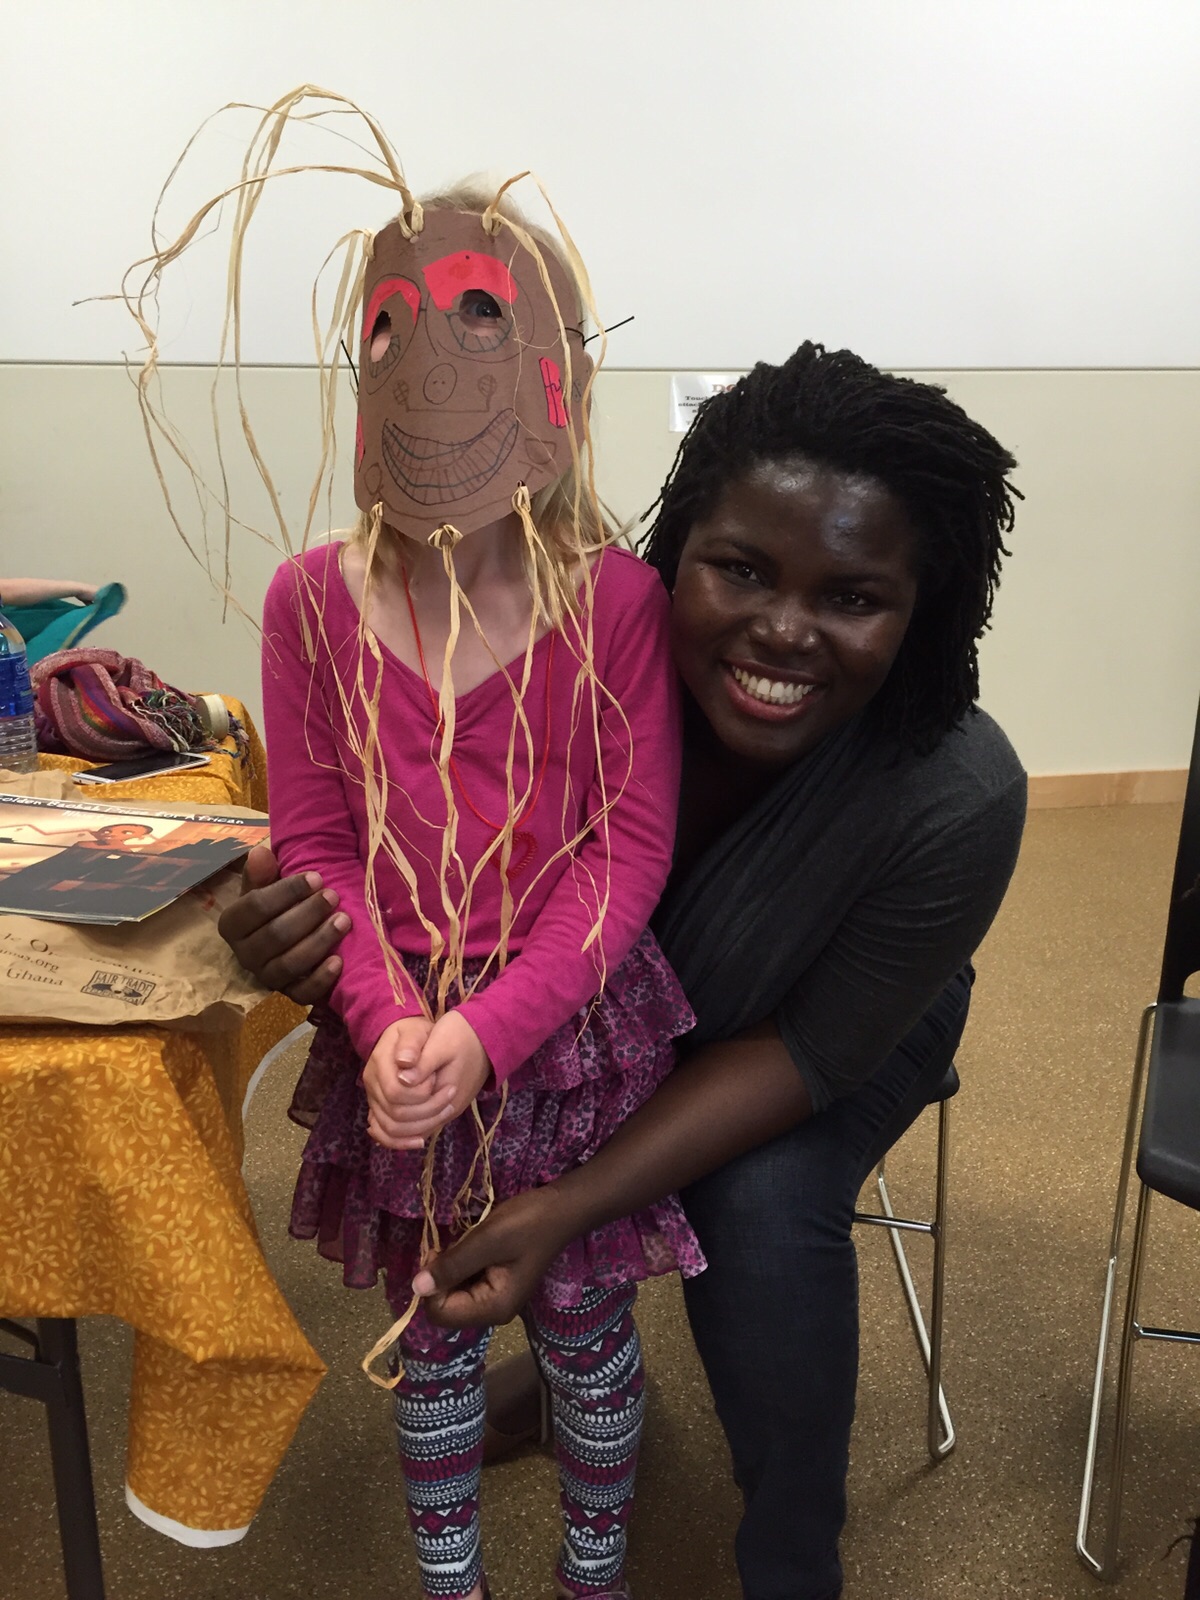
3, 1, 1200, 368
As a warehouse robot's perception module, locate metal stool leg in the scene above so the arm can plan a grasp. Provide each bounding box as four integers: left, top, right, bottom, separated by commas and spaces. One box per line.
872, 1095, 956, 1461
1102, 1184, 1154, 1578
926, 1093, 952, 1460
1077, 1003, 1156, 1578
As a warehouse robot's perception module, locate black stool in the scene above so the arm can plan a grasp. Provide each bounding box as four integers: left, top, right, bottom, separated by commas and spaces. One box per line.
1077, 686, 1200, 1578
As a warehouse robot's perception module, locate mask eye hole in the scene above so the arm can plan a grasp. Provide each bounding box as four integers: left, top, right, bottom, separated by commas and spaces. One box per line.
457, 289, 503, 326
360, 275, 419, 390
444, 288, 512, 355
369, 310, 393, 363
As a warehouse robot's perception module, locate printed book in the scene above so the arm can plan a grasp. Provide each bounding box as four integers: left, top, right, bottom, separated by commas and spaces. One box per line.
0, 793, 269, 925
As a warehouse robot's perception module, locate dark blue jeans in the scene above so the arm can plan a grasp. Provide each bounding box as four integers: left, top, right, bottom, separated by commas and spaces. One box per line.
679, 968, 973, 1600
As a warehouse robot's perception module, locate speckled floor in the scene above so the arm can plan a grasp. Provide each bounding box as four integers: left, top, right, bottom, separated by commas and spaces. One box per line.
4, 803, 1200, 1600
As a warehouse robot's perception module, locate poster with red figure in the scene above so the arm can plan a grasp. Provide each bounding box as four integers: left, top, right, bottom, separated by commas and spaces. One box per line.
0, 794, 269, 925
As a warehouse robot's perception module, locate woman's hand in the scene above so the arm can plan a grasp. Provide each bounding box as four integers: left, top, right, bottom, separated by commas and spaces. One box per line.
415, 1023, 814, 1329
217, 844, 350, 1004
362, 1016, 442, 1148
413, 1185, 575, 1327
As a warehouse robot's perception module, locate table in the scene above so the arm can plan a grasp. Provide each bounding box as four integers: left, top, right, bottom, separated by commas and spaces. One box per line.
0, 706, 325, 1566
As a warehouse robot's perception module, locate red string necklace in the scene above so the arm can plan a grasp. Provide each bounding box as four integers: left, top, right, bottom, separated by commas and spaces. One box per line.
400, 565, 555, 878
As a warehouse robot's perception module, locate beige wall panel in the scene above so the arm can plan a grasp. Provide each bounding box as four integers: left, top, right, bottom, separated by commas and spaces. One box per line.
2, 365, 1199, 777
0, 365, 354, 737
594, 369, 1200, 776
921, 369, 1200, 775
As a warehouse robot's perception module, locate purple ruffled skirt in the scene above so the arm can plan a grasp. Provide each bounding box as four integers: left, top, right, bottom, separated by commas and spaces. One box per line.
288, 929, 706, 1315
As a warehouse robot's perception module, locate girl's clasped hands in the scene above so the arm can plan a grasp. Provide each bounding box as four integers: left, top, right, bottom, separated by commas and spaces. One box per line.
363, 1012, 493, 1151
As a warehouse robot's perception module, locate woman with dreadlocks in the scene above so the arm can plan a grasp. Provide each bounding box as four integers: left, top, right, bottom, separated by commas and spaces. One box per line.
225, 341, 1027, 1600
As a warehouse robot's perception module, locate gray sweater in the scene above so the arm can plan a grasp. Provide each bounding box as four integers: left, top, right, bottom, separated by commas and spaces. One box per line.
653, 709, 1027, 1110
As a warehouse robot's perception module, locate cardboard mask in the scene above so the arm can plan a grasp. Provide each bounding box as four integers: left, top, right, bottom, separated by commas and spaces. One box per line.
354, 208, 592, 538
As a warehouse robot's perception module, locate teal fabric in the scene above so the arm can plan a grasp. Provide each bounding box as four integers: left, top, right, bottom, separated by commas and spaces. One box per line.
1, 583, 127, 666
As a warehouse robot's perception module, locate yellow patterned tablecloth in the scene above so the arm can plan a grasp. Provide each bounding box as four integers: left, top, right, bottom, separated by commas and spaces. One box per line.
0, 708, 325, 1543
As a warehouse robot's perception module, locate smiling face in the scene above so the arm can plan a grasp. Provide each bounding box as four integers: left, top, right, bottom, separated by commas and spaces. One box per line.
354, 208, 591, 537
669, 458, 922, 769
91, 824, 154, 847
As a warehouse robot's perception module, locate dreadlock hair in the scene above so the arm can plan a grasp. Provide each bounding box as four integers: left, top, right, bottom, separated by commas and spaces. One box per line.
640, 342, 1020, 755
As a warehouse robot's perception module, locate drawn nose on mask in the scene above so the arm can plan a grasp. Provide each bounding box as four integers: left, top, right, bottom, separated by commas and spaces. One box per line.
423, 364, 458, 405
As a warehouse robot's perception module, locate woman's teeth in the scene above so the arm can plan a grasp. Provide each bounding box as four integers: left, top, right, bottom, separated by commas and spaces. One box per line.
730, 667, 815, 706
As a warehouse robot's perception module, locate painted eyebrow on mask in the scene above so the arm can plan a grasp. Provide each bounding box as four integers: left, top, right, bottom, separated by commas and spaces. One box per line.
422, 252, 519, 312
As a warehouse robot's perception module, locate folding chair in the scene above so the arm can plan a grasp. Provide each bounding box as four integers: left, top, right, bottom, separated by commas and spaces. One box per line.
854, 1063, 958, 1462
0, 1316, 106, 1598
1077, 689, 1200, 1578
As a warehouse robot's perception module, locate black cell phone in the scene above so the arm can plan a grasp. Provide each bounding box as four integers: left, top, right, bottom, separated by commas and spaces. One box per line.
75, 751, 212, 784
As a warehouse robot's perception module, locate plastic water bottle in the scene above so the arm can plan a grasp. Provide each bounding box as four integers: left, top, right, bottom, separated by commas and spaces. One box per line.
0, 604, 39, 774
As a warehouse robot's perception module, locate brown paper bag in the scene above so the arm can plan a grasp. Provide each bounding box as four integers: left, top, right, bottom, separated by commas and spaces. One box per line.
0, 772, 271, 1029
0, 770, 79, 799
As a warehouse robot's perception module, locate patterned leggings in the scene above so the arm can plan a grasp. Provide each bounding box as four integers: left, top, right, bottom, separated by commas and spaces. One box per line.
395, 1283, 644, 1599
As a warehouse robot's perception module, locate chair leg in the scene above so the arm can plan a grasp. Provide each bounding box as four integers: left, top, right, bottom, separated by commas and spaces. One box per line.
1077, 1002, 1156, 1579
873, 1098, 956, 1463
1102, 1182, 1153, 1577
37, 1320, 107, 1600
926, 1093, 952, 1461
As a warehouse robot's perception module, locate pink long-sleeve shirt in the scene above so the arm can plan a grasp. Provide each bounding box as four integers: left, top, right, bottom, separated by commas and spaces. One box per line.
261, 542, 681, 1082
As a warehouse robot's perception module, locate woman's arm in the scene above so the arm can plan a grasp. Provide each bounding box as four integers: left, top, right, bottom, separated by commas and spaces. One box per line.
416, 758, 1026, 1327
413, 1019, 812, 1326
0, 578, 98, 606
